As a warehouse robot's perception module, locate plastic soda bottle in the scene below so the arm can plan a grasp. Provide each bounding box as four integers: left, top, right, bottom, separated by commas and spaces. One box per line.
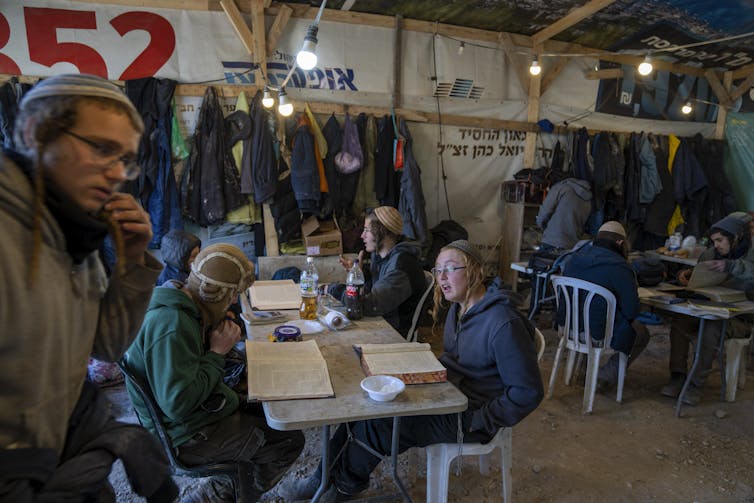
299, 257, 319, 320
345, 259, 365, 320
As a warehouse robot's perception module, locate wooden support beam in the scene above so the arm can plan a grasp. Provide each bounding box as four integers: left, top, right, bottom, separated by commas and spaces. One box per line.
220, 0, 254, 55
714, 71, 732, 140
729, 69, 754, 102
731, 62, 754, 80
541, 55, 571, 94
706, 69, 732, 109
583, 67, 624, 80
266, 4, 293, 56
262, 204, 279, 256
250, 0, 267, 83
531, 0, 616, 45
392, 14, 402, 110
499, 32, 529, 95
523, 45, 542, 169
263, 0, 271, 7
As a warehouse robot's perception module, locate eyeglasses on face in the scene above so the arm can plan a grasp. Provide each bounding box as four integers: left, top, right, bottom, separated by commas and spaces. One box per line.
432, 265, 466, 276
62, 129, 140, 180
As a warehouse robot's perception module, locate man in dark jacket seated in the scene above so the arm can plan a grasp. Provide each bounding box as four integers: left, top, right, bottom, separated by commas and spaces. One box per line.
559, 221, 650, 392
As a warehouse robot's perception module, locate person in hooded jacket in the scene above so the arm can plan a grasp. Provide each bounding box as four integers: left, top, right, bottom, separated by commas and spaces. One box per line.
559, 221, 650, 392
335, 206, 426, 337
156, 229, 201, 285
124, 244, 305, 502
536, 177, 592, 252
287, 240, 543, 502
661, 212, 754, 405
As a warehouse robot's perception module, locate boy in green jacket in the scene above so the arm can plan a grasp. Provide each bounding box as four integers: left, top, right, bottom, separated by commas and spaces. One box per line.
125, 243, 305, 502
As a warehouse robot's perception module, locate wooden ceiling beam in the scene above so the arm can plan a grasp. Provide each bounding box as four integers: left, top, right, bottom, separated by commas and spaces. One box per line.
729, 69, 754, 102
541, 55, 571, 94
250, 0, 267, 82
499, 32, 529, 95
731, 62, 754, 80
266, 4, 293, 57
583, 68, 624, 80
531, 0, 616, 46
219, 0, 254, 55
706, 69, 732, 109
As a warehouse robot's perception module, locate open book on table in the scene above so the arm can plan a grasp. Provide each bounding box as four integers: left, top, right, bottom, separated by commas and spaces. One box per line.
246, 340, 334, 400
248, 280, 301, 310
353, 342, 447, 384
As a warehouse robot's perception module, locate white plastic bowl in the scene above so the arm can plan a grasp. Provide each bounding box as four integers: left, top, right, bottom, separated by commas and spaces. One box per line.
360, 375, 405, 402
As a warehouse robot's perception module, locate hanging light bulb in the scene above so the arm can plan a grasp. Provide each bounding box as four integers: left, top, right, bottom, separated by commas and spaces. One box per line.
296, 25, 319, 70
457, 41, 465, 56
637, 55, 653, 76
277, 89, 293, 116
681, 101, 693, 115
529, 57, 541, 76
262, 88, 274, 108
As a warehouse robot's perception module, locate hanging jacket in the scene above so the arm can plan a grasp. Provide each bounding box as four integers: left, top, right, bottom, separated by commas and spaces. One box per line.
125, 78, 183, 248
269, 163, 302, 244
374, 115, 401, 207
322, 114, 343, 215
353, 114, 379, 216
249, 92, 279, 205
180, 87, 245, 226
572, 127, 592, 183
672, 137, 708, 238
690, 134, 735, 231
637, 132, 662, 204
290, 114, 321, 213
397, 119, 428, 243
643, 134, 675, 238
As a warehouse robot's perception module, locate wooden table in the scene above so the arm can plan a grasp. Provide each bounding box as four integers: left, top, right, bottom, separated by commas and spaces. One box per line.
640, 290, 754, 417
249, 314, 468, 502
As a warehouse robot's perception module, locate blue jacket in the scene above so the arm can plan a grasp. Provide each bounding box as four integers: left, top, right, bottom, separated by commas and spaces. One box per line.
560, 243, 640, 354
440, 278, 543, 436
290, 118, 320, 213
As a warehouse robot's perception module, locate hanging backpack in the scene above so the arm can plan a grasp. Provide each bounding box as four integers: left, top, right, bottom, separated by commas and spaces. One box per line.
335, 113, 363, 174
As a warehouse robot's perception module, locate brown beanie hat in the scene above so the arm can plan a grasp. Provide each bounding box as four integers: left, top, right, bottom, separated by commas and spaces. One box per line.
187, 244, 255, 325
373, 206, 403, 236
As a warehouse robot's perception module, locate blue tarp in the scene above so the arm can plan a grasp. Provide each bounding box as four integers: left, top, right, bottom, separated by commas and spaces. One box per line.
724, 112, 754, 211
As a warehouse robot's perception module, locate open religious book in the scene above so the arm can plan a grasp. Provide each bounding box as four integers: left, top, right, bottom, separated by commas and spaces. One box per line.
248, 280, 302, 310
246, 339, 334, 400
353, 342, 447, 384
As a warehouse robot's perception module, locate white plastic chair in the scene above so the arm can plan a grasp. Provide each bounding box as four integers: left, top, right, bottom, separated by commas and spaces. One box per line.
423, 328, 545, 503
547, 275, 627, 415
407, 271, 435, 342
724, 331, 752, 402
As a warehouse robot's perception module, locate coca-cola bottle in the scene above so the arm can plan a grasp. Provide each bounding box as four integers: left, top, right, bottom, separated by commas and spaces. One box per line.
345, 259, 365, 320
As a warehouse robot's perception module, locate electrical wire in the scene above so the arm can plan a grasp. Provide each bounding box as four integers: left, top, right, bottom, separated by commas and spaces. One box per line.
431, 28, 453, 221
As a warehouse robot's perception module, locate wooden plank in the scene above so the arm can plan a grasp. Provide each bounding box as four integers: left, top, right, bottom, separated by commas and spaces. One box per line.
250, 0, 267, 83
714, 71, 732, 140
531, 0, 616, 45
392, 14, 402, 110
583, 67, 624, 80
499, 32, 529, 95
266, 4, 293, 57
220, 0, 254, 55
732, 62, 754, 80
729, 69, 754, 102
262, 203, 279, 257
706, 69, 732, 109
541, 55, 571, 94
263, 0, 271, 7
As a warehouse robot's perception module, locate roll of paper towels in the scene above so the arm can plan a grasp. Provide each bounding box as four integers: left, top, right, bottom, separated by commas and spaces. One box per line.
322, 310, 345, 329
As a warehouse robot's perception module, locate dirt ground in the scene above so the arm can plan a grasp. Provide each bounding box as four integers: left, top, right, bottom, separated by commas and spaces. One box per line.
105, 313, 754, 502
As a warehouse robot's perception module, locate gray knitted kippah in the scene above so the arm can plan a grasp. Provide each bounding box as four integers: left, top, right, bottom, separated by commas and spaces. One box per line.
21, 74, 143, 131
445, 239, 484, 265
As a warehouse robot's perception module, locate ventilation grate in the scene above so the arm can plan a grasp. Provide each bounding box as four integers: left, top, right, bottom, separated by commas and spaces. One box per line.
433, 78, 484, 99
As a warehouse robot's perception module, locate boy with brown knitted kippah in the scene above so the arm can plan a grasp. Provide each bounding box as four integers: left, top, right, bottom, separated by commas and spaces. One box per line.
0, 74, 175, 501
125, 243, 305, 503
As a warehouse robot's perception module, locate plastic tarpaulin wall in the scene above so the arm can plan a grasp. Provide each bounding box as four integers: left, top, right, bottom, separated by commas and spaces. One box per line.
724, 113, 754, 211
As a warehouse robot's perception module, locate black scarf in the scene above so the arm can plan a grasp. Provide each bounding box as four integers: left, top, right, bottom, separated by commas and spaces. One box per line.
6, 148, 109, 264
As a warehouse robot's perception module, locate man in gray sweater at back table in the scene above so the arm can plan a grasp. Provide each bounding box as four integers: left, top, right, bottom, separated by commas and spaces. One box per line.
536, 177, 593, 252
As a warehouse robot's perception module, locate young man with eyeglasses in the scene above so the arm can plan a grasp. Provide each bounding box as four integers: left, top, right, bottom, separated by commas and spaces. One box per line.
0, 74, 176, 501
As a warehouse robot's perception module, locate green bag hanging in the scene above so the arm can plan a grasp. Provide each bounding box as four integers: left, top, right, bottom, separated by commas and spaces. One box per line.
171, 99, 190, 160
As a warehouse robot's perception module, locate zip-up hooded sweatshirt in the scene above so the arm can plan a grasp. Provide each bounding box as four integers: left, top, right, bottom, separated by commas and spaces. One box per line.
440, 278, 543, 436
124, 285, 237, 446
536, 178, 592, 249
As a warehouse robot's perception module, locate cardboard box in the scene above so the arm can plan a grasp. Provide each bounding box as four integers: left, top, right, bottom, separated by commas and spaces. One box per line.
302, 216, 342, 257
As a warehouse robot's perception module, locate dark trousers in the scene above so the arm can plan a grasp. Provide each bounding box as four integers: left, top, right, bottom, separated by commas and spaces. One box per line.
177, 406, 305, 498
328, 413, 492, 495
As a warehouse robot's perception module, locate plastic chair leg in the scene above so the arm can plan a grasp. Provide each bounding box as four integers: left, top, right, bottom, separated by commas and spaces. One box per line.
583, 348, 601, 415
426, 444, 451, 503
500, 428, 512, 503
725, 338, 751, 402
564, 349, 578, 386
547, 336, 567, 398
616, 352, 628, 404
